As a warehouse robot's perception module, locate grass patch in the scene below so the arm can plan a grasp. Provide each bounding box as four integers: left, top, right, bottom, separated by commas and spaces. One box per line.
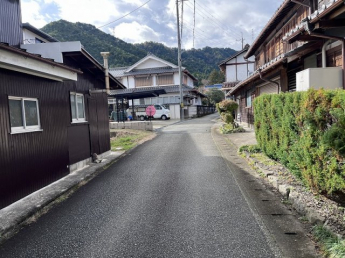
220, 124, 245, 134
239, 145, 261, 153
250, 153, 278, 166
110, 129, 154, 151
313, 225, 345, 258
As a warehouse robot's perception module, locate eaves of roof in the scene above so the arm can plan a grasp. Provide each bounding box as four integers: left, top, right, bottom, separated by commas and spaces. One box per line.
183, 69, 198, 82
22, 23, 59, 42
109, 67, 128, 77
110, 85, 197, 95
0, 43, 82, 74
126, 67, 179, 76
228, 55, 286, 96
282, 0, 344, 43
309, 0, 344, 24
218, 45, 250, 66
125, 53, 178, 73
79, 48, 125, 89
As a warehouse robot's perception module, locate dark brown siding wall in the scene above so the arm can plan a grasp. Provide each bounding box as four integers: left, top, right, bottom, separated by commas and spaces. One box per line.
0, 69, 70, 208
0, 68, 111, 209
236, 87, 255, 126
0, 0, 22, 46
95, 93, 111, 154
65, 71, 110, 163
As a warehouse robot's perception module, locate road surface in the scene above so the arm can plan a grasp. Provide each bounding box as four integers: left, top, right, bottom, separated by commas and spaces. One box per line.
0, 114, 315, 257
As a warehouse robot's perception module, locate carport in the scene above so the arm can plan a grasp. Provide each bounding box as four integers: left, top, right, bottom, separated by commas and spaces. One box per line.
108, 87, 167, 122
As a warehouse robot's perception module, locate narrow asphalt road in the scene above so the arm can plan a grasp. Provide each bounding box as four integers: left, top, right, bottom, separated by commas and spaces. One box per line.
1, 115, 282, 257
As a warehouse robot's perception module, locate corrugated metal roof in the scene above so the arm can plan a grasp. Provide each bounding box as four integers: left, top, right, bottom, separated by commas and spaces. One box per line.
109, 85, 205, 98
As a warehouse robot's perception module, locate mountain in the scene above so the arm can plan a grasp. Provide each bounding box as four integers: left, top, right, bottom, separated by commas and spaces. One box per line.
41, 20, 237, 81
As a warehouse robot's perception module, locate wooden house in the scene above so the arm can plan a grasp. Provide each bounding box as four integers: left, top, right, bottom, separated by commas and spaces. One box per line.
227, 0, 345, 126
109, 53, 205, 119
0, 0, 124, 209
218, 44, 255, 99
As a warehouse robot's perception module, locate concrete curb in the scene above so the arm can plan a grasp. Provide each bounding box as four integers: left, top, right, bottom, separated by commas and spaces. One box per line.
0, 151, 125, 243
242, 152, 327, 226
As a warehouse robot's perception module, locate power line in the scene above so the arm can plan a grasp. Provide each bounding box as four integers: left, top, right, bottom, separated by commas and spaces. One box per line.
193, 0, 195, 48
97, 0, 152, 29
194, 0, 242, 38
184, 1, 240, 41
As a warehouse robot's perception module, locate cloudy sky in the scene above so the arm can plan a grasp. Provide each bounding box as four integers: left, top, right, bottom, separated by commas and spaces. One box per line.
21, 0, 282, 51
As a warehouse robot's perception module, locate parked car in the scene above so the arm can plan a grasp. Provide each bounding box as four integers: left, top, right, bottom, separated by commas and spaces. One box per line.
128, 104, 171, 120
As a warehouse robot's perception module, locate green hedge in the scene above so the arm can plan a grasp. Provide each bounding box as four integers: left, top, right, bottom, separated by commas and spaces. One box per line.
254, 89, 345, 194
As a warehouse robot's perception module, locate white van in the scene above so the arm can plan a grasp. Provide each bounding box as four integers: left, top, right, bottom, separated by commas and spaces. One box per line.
129, 104, 171, 120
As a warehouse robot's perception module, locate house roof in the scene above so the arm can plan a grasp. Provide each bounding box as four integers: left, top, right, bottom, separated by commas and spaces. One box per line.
110, 66, 180, 77
227, 55, 286, 96
218, 44, 250, 66
245, 0, 295, 59
20, 39, 125, 89
125, 53, 178, 73
110, 65, 198, 82
283, 0, 345, 44
0, 42, 82, 74
228, 40, 319, 96
64, 47, 125, 89
22, 23, 59, 42
109, 67, 128, 77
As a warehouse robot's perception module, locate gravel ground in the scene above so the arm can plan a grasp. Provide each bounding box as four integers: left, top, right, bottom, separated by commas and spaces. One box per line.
242, 151, 345, 237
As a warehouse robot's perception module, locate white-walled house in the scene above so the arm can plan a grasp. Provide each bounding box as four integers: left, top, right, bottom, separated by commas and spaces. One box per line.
219, 44, 255, 98
110, 53, 205, 119
22, 23, 59, 44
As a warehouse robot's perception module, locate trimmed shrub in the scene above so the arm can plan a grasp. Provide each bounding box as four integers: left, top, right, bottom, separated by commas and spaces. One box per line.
217, 99, 238, 126
254, 89, 345, 194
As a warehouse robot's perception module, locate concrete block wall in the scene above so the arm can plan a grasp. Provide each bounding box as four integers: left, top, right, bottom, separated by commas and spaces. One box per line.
109, 121, 153, 131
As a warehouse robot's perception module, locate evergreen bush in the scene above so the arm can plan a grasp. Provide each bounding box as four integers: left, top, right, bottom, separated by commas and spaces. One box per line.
254, 89, 345, 194
217, 99, 238, 126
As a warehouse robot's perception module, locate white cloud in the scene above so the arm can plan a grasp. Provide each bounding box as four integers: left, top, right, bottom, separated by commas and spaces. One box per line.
20, 0, 283, 50
48, 0, 121, 26
113, 21, 162, 44
21, 1, 48, 28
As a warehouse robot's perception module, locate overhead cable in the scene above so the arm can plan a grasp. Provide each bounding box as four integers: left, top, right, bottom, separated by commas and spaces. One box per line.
97, 0, 152, 29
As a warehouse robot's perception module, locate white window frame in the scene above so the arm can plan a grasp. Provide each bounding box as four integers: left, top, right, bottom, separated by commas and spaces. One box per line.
8, 96, 42, 134
70, 92, 86, 123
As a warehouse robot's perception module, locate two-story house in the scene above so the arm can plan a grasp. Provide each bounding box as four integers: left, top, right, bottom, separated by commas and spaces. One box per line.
110, 53, 205, 119
227, 0, 345, 126
0, 0, 124, 209
218, 44, 255, 121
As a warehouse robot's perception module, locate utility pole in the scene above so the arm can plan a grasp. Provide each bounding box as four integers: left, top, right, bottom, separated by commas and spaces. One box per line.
237, 32, 245, 49
176, 0, 184, 121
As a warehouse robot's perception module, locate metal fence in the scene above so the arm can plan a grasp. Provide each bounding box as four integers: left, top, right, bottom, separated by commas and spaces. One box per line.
196, 105, 216, 117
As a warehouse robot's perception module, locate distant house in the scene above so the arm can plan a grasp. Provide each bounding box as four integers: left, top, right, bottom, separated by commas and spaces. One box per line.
218, 44, 255, 98
226, 0, 345, 126
0, 0, 124, 209
218, 45, 255, 122
110, 53, 206, 119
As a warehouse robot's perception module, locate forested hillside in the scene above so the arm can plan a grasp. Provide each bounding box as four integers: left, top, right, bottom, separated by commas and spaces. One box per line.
41, 20, 236, 80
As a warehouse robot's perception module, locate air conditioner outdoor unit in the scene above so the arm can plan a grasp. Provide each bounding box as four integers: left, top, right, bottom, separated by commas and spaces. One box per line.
296, 67, 343, 91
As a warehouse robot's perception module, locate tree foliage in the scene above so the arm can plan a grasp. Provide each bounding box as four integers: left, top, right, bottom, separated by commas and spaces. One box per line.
41, 20, 236, 81
205, 89, 225, 105
208, 69, 225, 84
